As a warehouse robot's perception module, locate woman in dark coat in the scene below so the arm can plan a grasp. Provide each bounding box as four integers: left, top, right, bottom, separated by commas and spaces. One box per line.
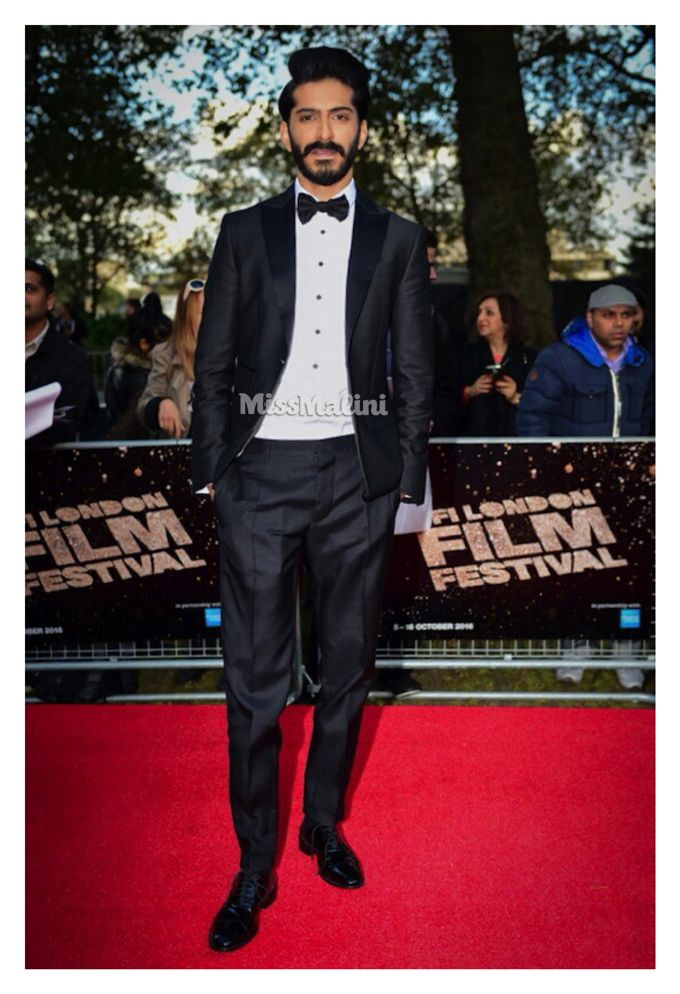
104, 311, 154, 439
459, 290, 537, 436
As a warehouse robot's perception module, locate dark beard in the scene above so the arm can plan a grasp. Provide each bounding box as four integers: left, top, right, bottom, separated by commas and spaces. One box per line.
289, 134, 361, 188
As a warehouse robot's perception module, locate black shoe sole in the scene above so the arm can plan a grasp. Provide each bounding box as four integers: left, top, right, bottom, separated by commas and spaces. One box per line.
209, 928, 257, 953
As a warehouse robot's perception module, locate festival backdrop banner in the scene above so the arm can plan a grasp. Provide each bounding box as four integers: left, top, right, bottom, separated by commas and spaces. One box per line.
26, 440, 654, 646
25, 443, 220, 645
381, 440, 655, 641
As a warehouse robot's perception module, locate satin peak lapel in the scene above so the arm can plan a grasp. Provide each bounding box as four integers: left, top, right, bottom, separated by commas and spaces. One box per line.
345, 194, 389, 353
261, 188, 296, 355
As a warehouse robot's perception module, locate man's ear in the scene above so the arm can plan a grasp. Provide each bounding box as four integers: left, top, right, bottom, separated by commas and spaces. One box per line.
46, 292, 56, 313
585, 310, 594, 329
357, 119, 368, 151
279, 121, 292, 153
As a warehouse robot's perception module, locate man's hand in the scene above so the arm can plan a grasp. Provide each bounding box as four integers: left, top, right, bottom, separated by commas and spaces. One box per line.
159, 398, 185, 438
207, 483, 215, 499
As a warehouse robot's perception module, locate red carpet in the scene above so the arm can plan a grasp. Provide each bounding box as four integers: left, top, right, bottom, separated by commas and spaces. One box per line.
26, 704, 654, 969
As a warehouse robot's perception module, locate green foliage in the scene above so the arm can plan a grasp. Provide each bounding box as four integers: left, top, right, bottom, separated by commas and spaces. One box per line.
184, 25, 654, 257
163, 228, 216, 286
621, 201, 655, 284
85, 313, 127, 352
26, 25, 655, 303
26, 25, 187, 316
517, 25, 655, 245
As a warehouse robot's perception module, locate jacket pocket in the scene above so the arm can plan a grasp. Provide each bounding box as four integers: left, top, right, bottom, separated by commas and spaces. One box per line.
571, 383, 608, 424
621, 379, 644, 424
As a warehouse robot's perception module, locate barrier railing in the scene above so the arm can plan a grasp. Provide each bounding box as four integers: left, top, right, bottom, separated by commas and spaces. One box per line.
25, 637, 655, 705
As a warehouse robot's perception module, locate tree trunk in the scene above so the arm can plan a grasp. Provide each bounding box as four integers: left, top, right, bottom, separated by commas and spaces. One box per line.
89, 225, 99, 320
447, 26, 554, 347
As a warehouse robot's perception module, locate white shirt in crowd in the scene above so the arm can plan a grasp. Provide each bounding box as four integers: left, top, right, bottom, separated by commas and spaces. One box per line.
25, 320, 50, 361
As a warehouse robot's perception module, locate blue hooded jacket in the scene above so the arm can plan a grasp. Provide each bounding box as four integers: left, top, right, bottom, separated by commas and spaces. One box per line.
516, 317, 654, 438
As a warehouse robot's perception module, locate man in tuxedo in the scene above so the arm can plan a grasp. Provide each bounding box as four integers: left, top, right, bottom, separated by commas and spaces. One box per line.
192, 47, 433, 952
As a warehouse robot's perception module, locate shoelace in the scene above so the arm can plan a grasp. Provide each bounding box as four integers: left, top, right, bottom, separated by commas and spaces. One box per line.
232, 872, 268, 906
315, 826, 359, 867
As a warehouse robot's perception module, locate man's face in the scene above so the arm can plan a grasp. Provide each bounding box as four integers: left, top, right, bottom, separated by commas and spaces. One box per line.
25, 269, 54, 327
586, 305, 636, 353
280, 78, 368, 188
427, 247, 437, 283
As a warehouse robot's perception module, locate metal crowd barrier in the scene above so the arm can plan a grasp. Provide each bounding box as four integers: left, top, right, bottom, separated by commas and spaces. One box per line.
25, 637, 655, 705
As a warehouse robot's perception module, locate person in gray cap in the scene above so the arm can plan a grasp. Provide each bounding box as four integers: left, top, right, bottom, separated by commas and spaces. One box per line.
516, 284, 653, 691
516, 283, 654, 438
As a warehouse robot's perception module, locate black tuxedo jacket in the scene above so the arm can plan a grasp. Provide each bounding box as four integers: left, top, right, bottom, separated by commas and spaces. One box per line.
192, 184, 433, 502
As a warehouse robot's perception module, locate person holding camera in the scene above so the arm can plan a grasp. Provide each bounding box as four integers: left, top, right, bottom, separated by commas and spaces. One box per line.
459, 290, 536, 437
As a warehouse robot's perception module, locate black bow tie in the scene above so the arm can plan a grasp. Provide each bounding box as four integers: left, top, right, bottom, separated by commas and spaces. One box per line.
297, 192, 350, 224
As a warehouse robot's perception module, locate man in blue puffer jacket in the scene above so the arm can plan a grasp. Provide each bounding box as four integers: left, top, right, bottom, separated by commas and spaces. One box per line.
518, 284, 653, 691
517, 284, 654, 438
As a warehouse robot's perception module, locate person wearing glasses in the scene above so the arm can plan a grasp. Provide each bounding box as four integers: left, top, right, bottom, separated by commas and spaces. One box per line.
137, 278, 205, 438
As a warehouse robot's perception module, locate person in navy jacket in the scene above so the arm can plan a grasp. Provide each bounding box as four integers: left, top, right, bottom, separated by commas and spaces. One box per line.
517, 284, 654, 438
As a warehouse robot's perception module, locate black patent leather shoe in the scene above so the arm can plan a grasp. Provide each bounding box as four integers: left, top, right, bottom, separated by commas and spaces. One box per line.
208, 869, 276, 952
299, 818, 364, 889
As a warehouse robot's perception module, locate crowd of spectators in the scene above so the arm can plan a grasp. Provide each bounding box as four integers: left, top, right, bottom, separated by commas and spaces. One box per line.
25, 253, 654, 448
25, 259, 205, 446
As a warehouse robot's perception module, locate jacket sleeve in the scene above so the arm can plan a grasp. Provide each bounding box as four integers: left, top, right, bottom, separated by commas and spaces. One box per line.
389, 226, 434, 502
516, 347, 565, 437
640, 357, 655, 436
59, 351, 94, 441
191, 215, 240, 490
137, 341, 174, 432
27, 349, 94, 447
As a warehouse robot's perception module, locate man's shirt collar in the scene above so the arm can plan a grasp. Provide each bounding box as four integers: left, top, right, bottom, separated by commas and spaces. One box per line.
588, 329, 632, 372
25, 320, 50, 360
295, 176, 356, 206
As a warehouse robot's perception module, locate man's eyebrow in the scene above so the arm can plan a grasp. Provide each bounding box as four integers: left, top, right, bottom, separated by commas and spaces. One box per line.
294, 105, 355, 114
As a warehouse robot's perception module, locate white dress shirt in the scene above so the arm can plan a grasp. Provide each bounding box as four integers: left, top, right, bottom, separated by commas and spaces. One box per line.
25, 321, 50, 361
255, 178, 356, 439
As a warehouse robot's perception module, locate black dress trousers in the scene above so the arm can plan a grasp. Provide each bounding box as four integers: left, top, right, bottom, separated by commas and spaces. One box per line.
213, 434, 399, 871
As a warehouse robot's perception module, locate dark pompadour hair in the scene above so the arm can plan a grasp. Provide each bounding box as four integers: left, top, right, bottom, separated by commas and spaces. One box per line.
278, 46, 371, 123
26, 258, 55, 295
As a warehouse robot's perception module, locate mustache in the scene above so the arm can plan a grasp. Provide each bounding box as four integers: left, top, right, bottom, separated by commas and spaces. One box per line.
303, 141, 346, 157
